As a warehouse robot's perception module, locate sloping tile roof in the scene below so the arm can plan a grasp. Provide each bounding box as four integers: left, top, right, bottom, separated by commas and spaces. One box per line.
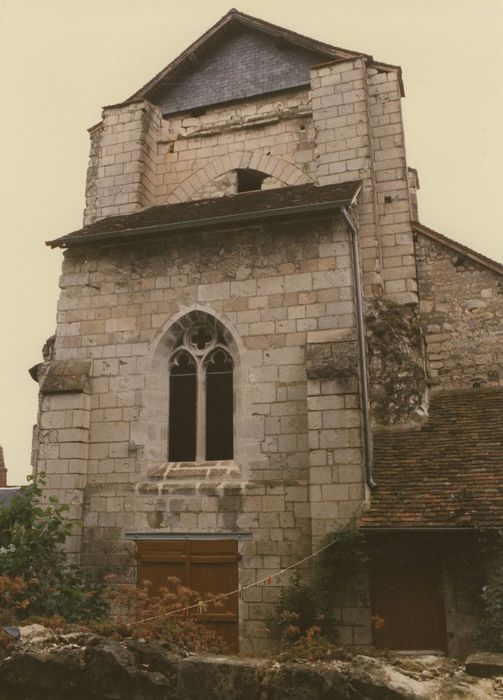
360, 388, 503, 529
413, 221, 503, 276
47, 181, 361, 248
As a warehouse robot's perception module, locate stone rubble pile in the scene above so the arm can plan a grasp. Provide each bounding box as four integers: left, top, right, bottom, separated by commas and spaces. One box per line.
0, 625, 502, 699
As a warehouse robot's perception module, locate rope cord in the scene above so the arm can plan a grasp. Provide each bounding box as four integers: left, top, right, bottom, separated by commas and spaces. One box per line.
127, 537, 336, 627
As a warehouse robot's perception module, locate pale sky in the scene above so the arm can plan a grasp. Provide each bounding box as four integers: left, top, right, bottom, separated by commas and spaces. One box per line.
0, 0, 502, 485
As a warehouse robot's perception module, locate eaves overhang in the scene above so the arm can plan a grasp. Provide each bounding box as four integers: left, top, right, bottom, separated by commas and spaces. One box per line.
46, 182, 362, 249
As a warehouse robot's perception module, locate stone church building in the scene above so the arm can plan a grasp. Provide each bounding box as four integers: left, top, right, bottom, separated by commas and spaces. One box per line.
31, 10, 503, 656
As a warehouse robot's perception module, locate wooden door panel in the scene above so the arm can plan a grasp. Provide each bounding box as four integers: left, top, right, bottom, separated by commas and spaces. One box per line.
371, 562, 447, 651
138, 561, 187, 589
191, 563, 238, 608
136, 539, 239, 652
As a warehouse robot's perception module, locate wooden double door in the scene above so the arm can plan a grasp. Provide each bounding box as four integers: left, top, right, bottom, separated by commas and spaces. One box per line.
137, 539, 239, 652
371, 559, 447, 652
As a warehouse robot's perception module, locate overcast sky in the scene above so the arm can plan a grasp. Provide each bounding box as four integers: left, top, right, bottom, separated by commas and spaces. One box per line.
1, 0, 502, 485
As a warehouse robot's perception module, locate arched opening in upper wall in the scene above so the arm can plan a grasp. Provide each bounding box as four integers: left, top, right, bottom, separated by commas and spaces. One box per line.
236, 169, 269, 193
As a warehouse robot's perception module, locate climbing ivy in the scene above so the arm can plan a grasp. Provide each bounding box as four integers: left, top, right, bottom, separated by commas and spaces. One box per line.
269, 521, 368, 646
271, 523, 503, 652
365, 299, 427, 425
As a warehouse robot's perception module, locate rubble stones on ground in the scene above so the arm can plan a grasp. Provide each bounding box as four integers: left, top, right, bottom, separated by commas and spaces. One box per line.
265, 661, 349, 700
0, 633, 502, 699
177, 655, 265, 700
465, 651, 503, 678
18, 623, 55, 643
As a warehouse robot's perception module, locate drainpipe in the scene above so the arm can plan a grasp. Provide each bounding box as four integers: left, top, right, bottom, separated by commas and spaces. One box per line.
341, 206, 377, 491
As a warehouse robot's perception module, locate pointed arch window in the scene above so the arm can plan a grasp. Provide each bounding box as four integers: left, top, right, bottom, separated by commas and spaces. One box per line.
168, 320, 234, 462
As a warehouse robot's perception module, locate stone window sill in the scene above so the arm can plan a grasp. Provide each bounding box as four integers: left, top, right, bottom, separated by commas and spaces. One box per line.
147, 460, 241, 481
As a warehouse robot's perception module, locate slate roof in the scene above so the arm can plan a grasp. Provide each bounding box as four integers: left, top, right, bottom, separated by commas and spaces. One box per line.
47, 181, 361, 248
360, 388, 503, 529
124, 9, 376, 107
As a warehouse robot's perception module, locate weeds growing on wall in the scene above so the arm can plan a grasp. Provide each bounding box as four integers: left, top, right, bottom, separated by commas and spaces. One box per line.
478, 567, 503, 651
270, 522, 503, 653
365, 299, 426, 424
477, 532, 503, 652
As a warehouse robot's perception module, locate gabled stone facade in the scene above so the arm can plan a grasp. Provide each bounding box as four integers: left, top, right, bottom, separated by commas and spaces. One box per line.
33, 10, 503, 655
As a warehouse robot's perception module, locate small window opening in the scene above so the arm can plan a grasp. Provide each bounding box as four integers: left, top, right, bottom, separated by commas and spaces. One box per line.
169, 351, 197, 462
236, 169, 268, 193
206, 349, 233, 460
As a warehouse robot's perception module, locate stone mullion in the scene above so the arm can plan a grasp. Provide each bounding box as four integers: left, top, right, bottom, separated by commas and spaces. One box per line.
196, 359, 206, 462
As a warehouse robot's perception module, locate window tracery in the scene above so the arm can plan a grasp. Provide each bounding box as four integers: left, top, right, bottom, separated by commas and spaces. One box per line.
168, 319, 234, 462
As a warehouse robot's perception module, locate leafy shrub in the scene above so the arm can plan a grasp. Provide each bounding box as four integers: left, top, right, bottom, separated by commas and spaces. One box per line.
0, 474, 107, 622
0, 476, 228, 654
269, 521, 368, 647
478, 563, 503, 651
268, 570, 335, 646
91, 575, 227, 654
315, 521, 369, 597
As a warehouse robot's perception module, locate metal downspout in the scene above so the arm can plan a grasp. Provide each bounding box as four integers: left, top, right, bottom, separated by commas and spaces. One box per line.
341, 206, 377, 490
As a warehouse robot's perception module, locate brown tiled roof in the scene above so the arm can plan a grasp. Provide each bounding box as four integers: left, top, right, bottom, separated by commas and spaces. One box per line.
413, 221, 503, 276
47, 181, 361, 248
360, 388, 503, 529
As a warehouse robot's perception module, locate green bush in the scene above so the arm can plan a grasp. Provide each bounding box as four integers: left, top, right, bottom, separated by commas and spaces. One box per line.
478, 563, 503, 652
0, 474, 107, 622
269, 521, 368, 647
268, 570, 336, 646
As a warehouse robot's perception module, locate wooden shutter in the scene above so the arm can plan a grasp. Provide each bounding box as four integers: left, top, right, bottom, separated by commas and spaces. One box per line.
137, 539, 239, 652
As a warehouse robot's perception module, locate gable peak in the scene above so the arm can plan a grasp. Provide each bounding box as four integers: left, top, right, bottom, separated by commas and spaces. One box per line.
124, 9, 370, 109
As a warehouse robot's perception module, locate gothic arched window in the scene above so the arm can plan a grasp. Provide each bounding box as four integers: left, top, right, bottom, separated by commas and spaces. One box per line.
168, 319, 234, 462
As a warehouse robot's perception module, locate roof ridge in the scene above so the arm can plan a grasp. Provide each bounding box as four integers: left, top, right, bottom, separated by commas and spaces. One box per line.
412, 220, 503, 276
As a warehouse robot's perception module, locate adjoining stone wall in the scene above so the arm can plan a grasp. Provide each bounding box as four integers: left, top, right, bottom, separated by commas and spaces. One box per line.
415, 233, 503, 389
36, 215, 370, 649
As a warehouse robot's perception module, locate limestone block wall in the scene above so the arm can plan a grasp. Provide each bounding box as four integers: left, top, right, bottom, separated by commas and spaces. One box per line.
305, 329, 365, 545
310, 58, 417, 303
84, 89, 316, 223
159, 89, 316, 203
36, 214, 369, 647
34, 384, 91, 562
83, 64, 419, 307
84, 100, 162, 224
415, 233, 503, 388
